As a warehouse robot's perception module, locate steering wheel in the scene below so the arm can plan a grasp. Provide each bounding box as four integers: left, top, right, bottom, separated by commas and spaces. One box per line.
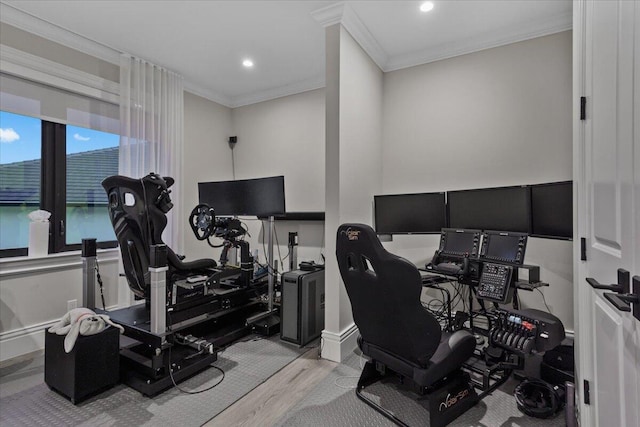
189, 204, 216, 240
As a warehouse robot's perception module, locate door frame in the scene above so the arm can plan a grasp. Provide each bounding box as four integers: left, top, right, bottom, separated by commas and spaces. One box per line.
572, 0, 593, 424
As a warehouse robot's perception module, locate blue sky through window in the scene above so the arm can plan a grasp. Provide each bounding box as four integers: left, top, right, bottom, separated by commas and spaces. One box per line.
0, 111, 119, 164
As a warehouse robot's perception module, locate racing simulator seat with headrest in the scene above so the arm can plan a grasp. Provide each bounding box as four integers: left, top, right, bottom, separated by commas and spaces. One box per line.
98, 173, 269, 396
336, 223, 479, 427
102, 173, 217, 301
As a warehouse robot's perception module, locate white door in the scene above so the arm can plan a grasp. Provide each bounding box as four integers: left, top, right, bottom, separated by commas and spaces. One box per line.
574, 1, 640, 427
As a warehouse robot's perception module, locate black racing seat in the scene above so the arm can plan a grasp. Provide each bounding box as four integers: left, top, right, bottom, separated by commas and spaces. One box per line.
336, 223, 477, 426
102, 173, 216, 300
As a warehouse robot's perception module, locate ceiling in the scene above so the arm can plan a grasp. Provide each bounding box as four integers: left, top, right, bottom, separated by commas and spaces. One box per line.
0, 1, 572, 108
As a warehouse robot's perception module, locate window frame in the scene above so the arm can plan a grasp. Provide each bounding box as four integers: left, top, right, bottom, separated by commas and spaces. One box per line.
0, 118, 118, 258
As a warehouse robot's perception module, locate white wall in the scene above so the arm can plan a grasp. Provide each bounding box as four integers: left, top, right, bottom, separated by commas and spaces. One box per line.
323, 24, 384, 361
380, 31, 574, 330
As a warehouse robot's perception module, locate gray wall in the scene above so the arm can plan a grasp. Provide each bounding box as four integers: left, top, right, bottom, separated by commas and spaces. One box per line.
231, 89, 325, 211
182, 92, 234, 262
229, 89, 326, 269
380, 31, 574, 330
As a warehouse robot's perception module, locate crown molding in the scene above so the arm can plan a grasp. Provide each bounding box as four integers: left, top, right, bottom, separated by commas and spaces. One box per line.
182, 80, 233, 108
384, 12, 573, 72
310, 2, 346, 28
0, 2, 120, 65
340, 3, 388, 69
312, 2, 387, 70
229, 75, 325, 108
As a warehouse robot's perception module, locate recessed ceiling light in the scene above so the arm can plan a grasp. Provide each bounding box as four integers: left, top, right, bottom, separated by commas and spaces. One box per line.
420, 1, 434, 13
242, 59, 254, 68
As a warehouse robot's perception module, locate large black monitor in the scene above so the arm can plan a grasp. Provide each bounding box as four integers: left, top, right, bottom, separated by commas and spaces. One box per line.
447, 185, 531, 233
198, 176, 285, 217
530, 181, 573, 239
374, 192, 446, 234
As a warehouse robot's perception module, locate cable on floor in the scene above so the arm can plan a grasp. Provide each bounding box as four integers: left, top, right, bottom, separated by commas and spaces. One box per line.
167, 345, 226, 394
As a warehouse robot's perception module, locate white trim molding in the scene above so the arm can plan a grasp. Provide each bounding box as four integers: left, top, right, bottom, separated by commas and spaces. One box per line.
183, 80, 233, 109
0, 248, 120, 278
230, 75, 326, 108
0, 302, 121, 364
0, 319, 58, 363
311, 2, 572, 74
384, 12, 573, 72
340, 3, 388, 70
311, 2, 387, 70
321, 322, 359, 363
0, 44, 120, 103
310, 2, 346, 28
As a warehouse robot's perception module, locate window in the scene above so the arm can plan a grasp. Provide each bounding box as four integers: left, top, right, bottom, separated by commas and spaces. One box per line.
0, 112, 42, 254
1, 72, 120, 257
65, 125, 119, 246
1, 100, 119, 257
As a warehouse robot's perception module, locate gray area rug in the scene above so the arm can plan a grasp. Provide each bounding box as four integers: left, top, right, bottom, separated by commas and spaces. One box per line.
274, 351, 565, 427
0, 335, 306, 427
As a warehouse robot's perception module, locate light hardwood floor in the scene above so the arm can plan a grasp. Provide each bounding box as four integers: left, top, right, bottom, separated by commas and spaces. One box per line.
203, 347, 337, 427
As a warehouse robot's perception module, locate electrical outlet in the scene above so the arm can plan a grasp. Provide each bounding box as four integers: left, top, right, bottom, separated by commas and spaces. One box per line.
67, 299, 77, 311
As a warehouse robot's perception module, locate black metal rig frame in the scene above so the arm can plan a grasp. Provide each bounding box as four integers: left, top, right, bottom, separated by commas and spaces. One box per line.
82, 239, 269, 396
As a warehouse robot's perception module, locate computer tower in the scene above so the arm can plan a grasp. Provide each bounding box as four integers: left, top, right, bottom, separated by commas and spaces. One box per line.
281, 269, 325, 346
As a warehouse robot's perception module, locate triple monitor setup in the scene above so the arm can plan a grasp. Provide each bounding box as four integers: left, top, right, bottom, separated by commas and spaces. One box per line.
373, 182, 571, 400
374, 181, 572, 306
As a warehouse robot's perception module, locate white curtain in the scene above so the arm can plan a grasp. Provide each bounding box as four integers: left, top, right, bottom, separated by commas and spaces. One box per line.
119, 54, 184, 253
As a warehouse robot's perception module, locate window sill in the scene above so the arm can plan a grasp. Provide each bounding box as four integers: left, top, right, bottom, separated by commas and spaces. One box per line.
0, 247, 120, 278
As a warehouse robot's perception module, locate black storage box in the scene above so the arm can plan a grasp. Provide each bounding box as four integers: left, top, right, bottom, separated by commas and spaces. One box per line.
45, 325, 120, 404
541, 344, 575, 387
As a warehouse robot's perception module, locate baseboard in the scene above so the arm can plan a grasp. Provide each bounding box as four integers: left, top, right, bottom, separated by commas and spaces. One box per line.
0, 304, 121, 363
0, 319, 57, 363
321, 323, 359, 363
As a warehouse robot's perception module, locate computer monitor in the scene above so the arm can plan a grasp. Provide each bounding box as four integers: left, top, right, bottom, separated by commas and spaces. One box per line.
438, 228, 482, 258
447, 185, 531, 233
374, 192, 446, 234
530, 181, 573, 239
198, 176, 285, 217
480, 230, 528, 264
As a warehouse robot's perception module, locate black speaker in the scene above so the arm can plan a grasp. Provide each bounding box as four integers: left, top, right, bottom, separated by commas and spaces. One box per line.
45, 326, 120, 404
